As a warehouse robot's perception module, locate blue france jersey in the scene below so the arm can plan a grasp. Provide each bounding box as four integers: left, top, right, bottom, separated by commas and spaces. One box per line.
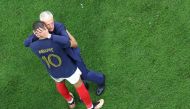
30, 38, 77, 78
24, 22, 82, 62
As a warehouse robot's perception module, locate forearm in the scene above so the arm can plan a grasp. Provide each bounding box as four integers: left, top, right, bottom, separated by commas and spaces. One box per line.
50, 34, 70, 48
66, 30, 78, 48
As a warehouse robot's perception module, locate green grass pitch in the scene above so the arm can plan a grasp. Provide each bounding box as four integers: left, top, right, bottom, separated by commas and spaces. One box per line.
0, 0, 190, 109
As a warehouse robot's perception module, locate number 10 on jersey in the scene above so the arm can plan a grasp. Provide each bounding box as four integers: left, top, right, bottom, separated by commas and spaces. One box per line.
42, 54, 62, 68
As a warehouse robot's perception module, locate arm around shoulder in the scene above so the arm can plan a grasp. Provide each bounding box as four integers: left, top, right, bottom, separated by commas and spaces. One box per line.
66, 30, 78, 48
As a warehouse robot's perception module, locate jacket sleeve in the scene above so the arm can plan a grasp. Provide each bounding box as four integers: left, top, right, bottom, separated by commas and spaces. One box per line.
50, 34, 71, 48
56, 23, 70, 38
24, 34, 39, 47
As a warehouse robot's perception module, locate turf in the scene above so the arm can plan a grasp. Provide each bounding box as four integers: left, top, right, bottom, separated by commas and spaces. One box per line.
0, 0, 190, 109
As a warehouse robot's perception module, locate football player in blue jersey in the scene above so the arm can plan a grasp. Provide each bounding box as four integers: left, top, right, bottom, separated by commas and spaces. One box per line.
28, 21, 104, 109
24, 11, 105, 95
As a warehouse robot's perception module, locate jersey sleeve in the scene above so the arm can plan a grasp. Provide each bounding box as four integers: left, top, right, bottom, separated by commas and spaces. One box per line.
51, 34, 71, 48
24, 34, 39, 47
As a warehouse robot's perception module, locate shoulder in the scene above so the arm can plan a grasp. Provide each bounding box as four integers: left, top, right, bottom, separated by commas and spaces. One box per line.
55, 21, 66, 27
30, 40, 51, 50
26, 33, 35, 38
53, 22, 67, 34
29, 40, 39, 48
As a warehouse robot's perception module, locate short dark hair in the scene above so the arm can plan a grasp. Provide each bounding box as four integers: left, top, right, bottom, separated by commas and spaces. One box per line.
32, 21, 46, 31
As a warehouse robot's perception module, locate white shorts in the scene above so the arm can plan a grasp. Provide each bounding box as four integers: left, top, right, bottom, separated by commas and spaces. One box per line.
51, 67, 82, 84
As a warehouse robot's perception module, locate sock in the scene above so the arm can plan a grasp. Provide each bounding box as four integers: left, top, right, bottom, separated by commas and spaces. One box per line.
76, 83, 93, 108
68, 98, 74, 104
56, 82, 72, 102
88, 105, 93, 109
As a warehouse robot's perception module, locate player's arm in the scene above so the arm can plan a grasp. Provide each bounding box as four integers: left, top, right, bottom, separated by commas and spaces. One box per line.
24, 34, 39, 47
50, 34, 70, 48
33, 27, 71, 48
50, 34, 77, 48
